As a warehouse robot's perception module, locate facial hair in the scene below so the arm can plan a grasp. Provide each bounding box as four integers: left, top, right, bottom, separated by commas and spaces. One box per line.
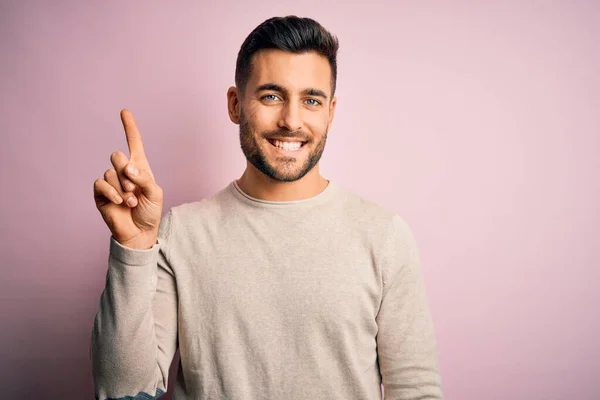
238, 109, 328, 182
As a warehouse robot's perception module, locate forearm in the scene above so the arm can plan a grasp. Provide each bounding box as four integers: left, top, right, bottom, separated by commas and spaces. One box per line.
91, 237, 177, 400
377, 215, 444, 399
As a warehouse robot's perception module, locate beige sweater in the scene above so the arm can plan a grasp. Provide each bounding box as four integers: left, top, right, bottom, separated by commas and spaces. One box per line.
91, 180, 443, 399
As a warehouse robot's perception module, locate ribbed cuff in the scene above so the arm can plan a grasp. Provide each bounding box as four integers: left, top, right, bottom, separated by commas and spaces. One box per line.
109, 235, 161, 266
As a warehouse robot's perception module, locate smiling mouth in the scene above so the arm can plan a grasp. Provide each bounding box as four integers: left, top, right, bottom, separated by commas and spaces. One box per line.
267, 139, 307, 152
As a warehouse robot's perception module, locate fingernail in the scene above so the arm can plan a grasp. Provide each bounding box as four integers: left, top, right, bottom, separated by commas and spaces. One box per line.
127, 197, 137, 207
124, 181, 135, 192
114, 195, 123, 204
128, 165, 138, 177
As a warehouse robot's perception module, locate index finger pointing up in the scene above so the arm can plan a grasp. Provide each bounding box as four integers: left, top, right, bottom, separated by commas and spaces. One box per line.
120, 109, 146, 159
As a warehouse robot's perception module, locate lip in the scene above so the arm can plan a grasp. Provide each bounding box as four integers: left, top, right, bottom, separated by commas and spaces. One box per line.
267, 137, 307, 143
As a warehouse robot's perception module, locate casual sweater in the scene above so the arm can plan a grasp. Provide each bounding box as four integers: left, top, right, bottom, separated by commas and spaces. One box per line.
91, 179, 443, 400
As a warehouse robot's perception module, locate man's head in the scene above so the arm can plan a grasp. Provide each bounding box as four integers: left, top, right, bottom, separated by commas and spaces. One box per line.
227, 16, 339, 182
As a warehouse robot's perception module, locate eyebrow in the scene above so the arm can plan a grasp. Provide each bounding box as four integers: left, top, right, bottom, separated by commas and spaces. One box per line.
255, 83, 329, 100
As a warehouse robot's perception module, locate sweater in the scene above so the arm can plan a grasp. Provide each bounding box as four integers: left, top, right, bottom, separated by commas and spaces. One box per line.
91, 179, 443, 399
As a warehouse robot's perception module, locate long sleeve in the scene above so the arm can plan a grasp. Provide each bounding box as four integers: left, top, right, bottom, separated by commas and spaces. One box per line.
376, 215, 443, 399
91, 209, 178, 400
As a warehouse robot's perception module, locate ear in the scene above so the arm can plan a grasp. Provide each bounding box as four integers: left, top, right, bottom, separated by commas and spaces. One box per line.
326, 96, 337, 132
227, 86, 241, 124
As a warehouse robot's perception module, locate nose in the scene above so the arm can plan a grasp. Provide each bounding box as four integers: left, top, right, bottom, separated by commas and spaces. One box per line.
277, 100, 303, 132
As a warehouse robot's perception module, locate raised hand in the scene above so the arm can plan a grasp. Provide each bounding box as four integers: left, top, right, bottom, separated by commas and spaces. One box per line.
94, 109, 164, 249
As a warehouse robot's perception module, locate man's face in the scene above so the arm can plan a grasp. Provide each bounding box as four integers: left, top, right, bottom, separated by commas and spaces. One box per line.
234, 49, 336, 182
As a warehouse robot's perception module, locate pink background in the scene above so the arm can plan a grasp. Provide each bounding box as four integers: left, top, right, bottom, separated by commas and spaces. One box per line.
1, 1, 599, 399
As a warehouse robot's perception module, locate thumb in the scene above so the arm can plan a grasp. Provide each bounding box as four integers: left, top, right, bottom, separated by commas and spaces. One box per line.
125, 163, 161, 201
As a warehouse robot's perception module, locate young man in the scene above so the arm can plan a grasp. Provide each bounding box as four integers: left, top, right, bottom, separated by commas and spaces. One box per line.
91, 16, 443, 400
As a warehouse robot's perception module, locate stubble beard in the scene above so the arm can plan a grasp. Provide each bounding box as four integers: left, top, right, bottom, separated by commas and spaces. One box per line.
238, 110, 328, 182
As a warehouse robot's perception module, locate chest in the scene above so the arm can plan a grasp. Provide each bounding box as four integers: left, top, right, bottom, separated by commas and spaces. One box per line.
174, 220, 384, 333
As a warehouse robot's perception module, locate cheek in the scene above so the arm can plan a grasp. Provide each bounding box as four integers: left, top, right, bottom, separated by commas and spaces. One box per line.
250, 108, 279, 132
305, 113, 330, 135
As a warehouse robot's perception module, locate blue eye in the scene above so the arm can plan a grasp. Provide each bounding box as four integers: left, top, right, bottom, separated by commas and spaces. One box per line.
262, 94, 279, 102
305, 98, 321, 106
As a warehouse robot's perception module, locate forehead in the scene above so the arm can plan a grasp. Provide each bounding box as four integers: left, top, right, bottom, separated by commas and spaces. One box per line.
247, 49, 332, 95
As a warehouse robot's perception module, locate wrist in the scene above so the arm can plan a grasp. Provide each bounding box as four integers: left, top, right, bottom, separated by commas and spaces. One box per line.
118, 236, 158, 250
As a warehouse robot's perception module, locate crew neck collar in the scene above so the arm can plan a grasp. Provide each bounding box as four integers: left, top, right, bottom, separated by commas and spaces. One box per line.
229, 179, 338, 209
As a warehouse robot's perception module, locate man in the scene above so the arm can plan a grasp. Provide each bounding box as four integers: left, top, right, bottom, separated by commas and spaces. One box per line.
91, 15, 443, 400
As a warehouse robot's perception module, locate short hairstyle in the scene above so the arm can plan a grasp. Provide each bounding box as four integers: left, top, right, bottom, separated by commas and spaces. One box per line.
235, 16, 339, 97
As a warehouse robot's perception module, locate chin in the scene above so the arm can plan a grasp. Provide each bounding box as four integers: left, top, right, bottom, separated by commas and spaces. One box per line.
272, 162, 317, 182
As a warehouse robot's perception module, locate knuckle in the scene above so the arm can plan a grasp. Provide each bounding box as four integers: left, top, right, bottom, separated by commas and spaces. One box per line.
122, 180, 135, 192
94, 178, 106, 191
111, 151, 127, 166
104, 168, 116, 180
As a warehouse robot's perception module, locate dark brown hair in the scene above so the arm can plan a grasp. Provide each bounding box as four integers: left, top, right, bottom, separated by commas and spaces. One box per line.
235, 16, 339, 97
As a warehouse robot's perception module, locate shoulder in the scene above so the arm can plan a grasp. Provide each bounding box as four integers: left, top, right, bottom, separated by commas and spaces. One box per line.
177, 183, 234, 215
332, 182, 418, 256
158, 183, 236, 238
332, 182, 411, 230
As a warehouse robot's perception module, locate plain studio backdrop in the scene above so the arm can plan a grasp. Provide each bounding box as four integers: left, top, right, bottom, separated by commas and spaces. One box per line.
1, 1, 598, 399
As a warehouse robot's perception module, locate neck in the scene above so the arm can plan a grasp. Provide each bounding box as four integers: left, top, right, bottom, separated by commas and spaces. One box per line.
236, 162, 329, 202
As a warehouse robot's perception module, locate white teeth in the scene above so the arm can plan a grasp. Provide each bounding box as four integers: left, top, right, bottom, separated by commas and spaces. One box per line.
273, 140, 302, 151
